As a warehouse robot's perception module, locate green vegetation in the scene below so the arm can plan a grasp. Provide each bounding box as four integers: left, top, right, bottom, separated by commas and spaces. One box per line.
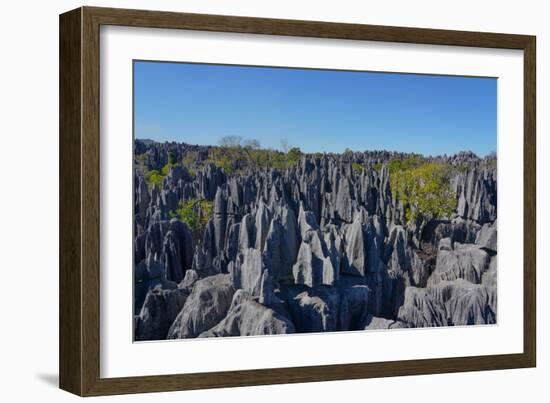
181, 151, 198, 178
352, 162, 363, 173
135, 153, 148, 172
207, 146, 236, 173
137, 150, 178, 188
145, 170, 165, 188
169, 198, 214, 239
388, 157, 457, 224
160, 151, 177, 175
287, 147, 302, 166
483, 157, 497, 169
388, 155, 423, 173
205, 136, 302, 173
160, 162, 172, 176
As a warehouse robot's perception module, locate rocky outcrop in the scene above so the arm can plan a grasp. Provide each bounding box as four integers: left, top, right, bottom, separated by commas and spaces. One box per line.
476, 221, 498, 252
455, 168, 497, 223
285, 286, 341, 333
428, 238, 491, 286
397, 279, 496, 327
364, 315, 406, 330
162, 219, 194, 283
167, 274, 235, 339
135, 286, 189, 340
199, 290, 295, 337
293, 230, 338, 288
343, 211, 386, 276
133, 140, 497, 340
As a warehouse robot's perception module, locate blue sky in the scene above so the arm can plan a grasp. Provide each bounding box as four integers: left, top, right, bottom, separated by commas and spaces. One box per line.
134, 61, 496, 156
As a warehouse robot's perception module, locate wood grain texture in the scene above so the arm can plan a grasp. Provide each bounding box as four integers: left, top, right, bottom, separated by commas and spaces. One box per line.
523, 38, 537, 367
59, 7, 82, 396
59, 6, 537, 396
80, 6, 102, 396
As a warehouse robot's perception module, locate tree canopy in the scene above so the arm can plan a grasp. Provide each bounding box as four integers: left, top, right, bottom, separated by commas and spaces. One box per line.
388, 157, 457, 224
169, 198, 214, 240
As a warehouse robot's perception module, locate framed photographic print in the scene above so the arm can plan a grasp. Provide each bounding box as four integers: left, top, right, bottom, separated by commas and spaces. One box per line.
59, 6, 536, 396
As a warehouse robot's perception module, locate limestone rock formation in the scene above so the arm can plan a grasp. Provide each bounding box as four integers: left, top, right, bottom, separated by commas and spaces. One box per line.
167, 274, 235, 339
199, 290, 295, 337
133, 140, 497, 340
428, 238, 491, 286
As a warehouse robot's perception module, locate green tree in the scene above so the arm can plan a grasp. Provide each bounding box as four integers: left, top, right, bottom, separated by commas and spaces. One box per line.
181, 151, 198, 178
286, 147, 302, 167
389, 158, 457, 224
208, 147, 234, 173
145, 170, 164, 188
135, 153, 148, 173
160, 162, 172, 176
167, 150, 177, 164
169, 198, 214, 240
352, 162, 363, 173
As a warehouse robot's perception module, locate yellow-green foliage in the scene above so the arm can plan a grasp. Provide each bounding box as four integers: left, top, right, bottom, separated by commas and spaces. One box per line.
352, 162, 363, 173
145, 170, 164, 188
208, 144, 301, 173
181, 152, 195, 166
160, 151, 178, 175
135, 153, 148, 173
160, 162, 173, 176
208, 147, 236, 173
483, 158, 497, 169
181, 151, 199, 171
388, 155, 423, 173
286, 147, 302, 167
169, 198, 214, 237
389, 157, 457, 223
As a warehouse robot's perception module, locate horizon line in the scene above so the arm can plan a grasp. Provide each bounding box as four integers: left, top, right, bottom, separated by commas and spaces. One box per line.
134, 137, 496, 159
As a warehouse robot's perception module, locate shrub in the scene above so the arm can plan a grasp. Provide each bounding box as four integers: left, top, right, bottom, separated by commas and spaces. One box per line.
286, 147, 302, 167
167, 151, 177, 163
182, 151, 198, 167
352, 162, 363, 173
135, 153, 148, 173
145, 170, 164, 188
169, 198, 214, 239
160, 162, 173, 176
208, 147, 235, 173
389, 157, 457, 224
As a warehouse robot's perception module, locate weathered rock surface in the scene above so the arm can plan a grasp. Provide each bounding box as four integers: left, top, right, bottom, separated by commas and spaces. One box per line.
428, 238, 491, 286
133, 140, 497, 340
167, 274, 235, 339
285, 286, 341, 333
397, 279, 496, 327
476, 221, 498, 252
455, 167, 497, 223
364, 314, 405, 330
199, 290, 295, 337
135, 286, 189, 340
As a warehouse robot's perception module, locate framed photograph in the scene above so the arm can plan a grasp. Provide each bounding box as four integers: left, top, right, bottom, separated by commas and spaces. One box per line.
59, 6, 536, 396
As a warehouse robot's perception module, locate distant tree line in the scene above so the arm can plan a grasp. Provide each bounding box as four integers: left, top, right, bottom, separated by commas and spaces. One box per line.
135, 139, 495, 226
208, 136, 302, 173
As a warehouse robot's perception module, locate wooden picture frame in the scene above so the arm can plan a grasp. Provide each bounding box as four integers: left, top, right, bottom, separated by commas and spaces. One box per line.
59, 6, 536, 396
